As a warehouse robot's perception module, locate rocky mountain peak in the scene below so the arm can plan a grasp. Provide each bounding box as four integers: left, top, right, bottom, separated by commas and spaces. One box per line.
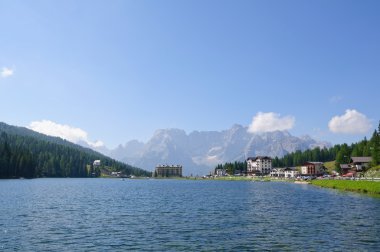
107, 126, 330, 176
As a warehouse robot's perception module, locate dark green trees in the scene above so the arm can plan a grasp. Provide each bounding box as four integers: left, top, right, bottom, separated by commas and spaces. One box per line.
0, 123, 151, 179
0, 132, 36, 178
370, 121, 380, 166
214, 161, 247, 175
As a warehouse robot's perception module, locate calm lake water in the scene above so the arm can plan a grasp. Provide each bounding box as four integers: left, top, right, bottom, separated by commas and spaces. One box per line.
0, 179, 379, 251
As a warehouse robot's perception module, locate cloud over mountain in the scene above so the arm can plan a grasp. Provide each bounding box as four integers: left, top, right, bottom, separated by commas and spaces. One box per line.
28, 120, 104, 148
328, 109, 372, 134
248, 112, 295, 133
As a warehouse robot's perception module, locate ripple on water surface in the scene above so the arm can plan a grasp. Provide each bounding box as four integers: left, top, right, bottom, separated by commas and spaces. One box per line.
0, 179, 379, 251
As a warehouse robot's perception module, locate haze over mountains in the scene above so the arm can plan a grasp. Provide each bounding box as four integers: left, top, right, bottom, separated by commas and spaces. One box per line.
94, 124, 330, 176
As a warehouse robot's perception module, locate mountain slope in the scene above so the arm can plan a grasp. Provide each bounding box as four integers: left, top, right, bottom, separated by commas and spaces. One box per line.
0, 122, 150, 178
108, 124, 330, 176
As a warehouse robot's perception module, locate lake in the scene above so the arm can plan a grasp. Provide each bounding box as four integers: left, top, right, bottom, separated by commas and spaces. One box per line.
0, 178, 379, 251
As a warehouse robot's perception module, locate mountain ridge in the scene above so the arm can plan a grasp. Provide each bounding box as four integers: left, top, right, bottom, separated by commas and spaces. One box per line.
105, 124, 330, 176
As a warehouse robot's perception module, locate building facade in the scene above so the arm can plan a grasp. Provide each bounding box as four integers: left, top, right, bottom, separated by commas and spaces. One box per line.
350, 157, 372, 171
247, 156, 272, 175
270, 167, 299, 178
215, 168, 227, 177
93, 160, 101, 166
284, 167, 299, 178
270, 168, 285, 178
340, 156, 372, 176
301, 162, 325, 175
154, 165, 182, 177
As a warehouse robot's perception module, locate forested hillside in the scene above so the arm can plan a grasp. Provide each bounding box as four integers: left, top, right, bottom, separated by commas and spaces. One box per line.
0, 122, 151, 178
215, 122, 380, 174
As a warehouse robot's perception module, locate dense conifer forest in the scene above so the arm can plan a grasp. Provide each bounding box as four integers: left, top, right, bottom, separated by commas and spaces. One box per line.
0, 122, 151, 178
215, 122, 380, 174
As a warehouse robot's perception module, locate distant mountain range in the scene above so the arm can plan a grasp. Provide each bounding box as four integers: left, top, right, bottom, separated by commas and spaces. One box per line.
96, 124, 330, 176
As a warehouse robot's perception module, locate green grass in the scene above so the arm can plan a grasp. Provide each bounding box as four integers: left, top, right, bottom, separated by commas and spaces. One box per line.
311, 180, 380, 195
212, 176, 292, 182
213, 176, 254, 181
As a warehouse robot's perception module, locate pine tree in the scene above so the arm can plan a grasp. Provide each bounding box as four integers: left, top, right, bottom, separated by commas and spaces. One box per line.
370, 123, 380, 166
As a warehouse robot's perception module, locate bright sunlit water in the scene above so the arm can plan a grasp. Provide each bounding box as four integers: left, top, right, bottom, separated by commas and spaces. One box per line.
0, 178, 379, 251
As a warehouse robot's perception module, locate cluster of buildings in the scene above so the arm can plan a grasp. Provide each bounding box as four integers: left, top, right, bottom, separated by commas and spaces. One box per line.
246, 156, 306, 178
214, 156, 373, 178
340, 157, 372, 177
148, 156, 373, 179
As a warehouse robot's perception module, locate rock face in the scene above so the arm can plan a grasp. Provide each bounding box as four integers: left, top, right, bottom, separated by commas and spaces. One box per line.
108, 125, 330, 176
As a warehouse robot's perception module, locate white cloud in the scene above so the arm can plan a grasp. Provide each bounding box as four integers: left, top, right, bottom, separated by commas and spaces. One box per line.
28, 120, 104, 147
248, 112, 295, 133
328, 109, 372, 134
1, 67, 14, 78
90, 140, 104, 148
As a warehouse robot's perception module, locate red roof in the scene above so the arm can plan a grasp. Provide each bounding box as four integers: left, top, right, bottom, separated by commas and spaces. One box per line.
343, 172, 354, 177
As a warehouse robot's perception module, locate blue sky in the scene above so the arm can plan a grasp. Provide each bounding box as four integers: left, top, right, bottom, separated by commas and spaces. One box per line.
0, 0, 379, 148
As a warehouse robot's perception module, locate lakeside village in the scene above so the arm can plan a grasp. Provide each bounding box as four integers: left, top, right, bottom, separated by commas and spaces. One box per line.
149, 156, 376, 181
214, 156, 375, 180
96, 156, 380, 194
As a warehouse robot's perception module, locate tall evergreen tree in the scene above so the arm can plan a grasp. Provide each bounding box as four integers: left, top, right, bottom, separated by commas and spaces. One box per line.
370, 125, 380, 166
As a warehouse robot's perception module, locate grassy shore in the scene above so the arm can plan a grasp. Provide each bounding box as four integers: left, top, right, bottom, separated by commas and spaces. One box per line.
311, 180, 380, 195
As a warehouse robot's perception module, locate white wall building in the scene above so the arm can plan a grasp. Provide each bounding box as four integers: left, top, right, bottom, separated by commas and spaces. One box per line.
270, 168, 285, 177
270, 167, 299, 178
93, 160, 101, 166
215, 168, 227, 176
284, 167, 299, 178
247, 156, 272, 175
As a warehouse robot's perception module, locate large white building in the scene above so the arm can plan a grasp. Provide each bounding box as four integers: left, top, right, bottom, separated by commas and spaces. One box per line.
247, 156, 272, 175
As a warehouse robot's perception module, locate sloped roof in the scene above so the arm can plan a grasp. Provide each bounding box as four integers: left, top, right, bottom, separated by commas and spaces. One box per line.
284, 167, 296, 171
247, 156, 272, 161
303, 161, 324, 165
340, 164, 350, 169
351, 157, 372, 163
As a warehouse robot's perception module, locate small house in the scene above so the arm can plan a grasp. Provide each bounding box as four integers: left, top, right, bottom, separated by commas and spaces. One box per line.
284, 167, 299, 178
340, 164, 351, 175
350, 157, 372, 171
215, 168, 227, 177
270, 167, 299, 178
93, 160, 101, 166
270, 168, 285, 178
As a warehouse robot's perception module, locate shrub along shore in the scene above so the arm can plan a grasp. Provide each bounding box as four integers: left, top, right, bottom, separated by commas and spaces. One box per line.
311, 180, 380, 195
